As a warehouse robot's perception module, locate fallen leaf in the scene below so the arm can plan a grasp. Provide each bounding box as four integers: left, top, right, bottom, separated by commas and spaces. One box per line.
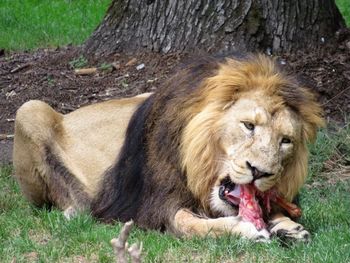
125, 58, 137, 66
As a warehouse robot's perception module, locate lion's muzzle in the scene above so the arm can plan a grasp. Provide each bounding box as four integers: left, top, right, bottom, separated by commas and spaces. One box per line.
246, 161, 274, 180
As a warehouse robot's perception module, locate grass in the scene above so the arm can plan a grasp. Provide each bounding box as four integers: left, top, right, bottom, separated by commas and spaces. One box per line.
1, 126, 349, 263
337, 0, 350, 26
0, 0, 111, 51
308, 122, 350, 182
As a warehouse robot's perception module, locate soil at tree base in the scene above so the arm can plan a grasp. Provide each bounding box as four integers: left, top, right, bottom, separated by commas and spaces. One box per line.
1, 32, 349, 164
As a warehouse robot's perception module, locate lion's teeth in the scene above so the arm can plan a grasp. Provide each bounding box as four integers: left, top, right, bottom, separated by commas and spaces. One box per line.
229, 185, 241, 198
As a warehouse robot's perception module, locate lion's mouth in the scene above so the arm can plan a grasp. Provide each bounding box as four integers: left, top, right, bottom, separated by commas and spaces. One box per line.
218, 176, 266, 229
218, 176, 302, 230
218, 177, 240, 207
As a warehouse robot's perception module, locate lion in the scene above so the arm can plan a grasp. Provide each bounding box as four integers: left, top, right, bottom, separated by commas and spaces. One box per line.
13, 54, 324, 242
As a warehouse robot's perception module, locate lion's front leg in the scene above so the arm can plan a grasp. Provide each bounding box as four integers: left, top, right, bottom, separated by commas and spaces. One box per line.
173, 209, 270, 241
268, 213, 310, 242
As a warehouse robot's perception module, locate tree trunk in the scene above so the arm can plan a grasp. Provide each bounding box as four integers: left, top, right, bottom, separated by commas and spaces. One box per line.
84, 0, 345, 55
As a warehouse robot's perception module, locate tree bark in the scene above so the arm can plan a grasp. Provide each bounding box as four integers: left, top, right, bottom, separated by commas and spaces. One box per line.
84, 0, 345, 55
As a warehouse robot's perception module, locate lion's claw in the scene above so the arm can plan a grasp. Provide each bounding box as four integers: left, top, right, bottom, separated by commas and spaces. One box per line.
269, 217, 310, 243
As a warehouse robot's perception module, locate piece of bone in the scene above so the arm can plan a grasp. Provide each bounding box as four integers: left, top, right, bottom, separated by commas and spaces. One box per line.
110, 220, 143, 263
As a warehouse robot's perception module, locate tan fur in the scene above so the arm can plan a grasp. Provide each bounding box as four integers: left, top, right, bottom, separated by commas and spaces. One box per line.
173, 209, 269, 239
13, 94, 150, 209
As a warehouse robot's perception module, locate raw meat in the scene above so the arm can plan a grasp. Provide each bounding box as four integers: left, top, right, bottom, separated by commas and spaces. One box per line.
237, 184, 302, 230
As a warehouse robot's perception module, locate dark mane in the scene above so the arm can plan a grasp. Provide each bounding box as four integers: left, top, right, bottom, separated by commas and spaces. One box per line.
90, 57, 219, 229
91, 96, 153, 223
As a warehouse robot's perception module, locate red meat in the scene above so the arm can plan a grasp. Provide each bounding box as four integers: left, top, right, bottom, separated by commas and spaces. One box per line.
237, 184, 302, 230
239, 184, 266, 230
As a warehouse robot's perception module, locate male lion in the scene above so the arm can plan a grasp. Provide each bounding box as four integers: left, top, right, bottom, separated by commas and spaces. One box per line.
13, 55, 323, 242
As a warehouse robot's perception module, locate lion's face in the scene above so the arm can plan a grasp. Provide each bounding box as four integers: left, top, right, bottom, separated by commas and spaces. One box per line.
216, 90, 301, 193
208, 90, 304, 216
180, 55, 323, 215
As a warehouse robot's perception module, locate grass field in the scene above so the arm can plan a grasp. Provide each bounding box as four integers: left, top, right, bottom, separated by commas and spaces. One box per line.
337, 0, 350, 26
1, 126, 349, 263
0, 0, 111, 50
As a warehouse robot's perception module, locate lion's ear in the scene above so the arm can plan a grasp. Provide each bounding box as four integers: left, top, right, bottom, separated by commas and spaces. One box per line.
298, 87, 325, 143
276, 141, 308, 202
279, 81, 324, 143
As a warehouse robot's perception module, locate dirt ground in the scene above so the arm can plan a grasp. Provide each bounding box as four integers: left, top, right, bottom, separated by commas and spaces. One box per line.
1, 32, 350, 164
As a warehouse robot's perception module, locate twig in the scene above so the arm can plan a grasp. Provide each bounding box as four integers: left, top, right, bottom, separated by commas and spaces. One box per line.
74, 68, 97, 75
0, 134, 14, 140
110, 220, 143, 263
60, 71, 76, 81
125, 58, 137, 67
322, 86, 350, 106
10, 63, 32, 73
60, 103, 76, 111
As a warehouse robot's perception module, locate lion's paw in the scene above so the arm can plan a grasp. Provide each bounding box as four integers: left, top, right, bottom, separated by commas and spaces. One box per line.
63, 206, 78, 220
254, 228, 271, 243
269, 217, 310, 243
236, 220, 270, 242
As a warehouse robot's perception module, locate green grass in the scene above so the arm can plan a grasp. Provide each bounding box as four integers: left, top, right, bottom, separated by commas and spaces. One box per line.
0, 0, 111, 51
337, 0, 350, 26
1, 126, 349, 263
308, 122, 350, 182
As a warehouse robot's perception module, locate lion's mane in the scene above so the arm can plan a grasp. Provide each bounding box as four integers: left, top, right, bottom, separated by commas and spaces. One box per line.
92, 55, 323, 231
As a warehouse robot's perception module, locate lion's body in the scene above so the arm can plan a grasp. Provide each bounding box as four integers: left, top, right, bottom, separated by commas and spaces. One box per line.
13, 55, 323, 241
13, 94, 150, 210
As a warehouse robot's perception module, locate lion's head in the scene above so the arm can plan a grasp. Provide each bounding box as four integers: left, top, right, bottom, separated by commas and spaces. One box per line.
180, 55, 324, 215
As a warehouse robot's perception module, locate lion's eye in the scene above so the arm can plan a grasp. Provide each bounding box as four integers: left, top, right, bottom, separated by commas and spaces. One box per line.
243, 122, 255, 131
281, 137, 292, 144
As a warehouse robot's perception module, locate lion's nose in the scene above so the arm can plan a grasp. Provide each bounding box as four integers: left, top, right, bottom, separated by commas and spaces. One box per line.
246, 161, 274, 180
